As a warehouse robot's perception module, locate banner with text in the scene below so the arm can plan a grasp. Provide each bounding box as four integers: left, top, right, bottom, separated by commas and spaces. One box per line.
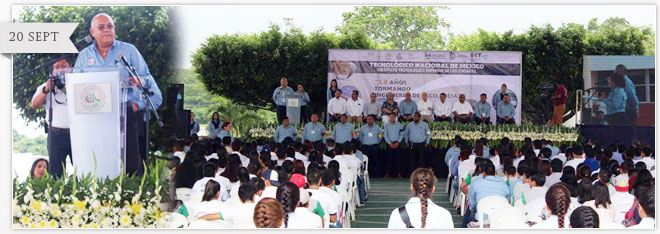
328, 49, 522, 125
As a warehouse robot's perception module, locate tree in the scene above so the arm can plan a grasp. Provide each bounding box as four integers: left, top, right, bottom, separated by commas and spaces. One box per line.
12, 6, 179, 125
12, 129, 47, 156
191, 25, 377, 119
337, 6, 450, 50
448, 18, 654, 124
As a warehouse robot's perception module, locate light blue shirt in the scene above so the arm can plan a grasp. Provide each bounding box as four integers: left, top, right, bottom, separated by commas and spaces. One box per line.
272, 86, 294, 106
297, 91, 311, 106
546, 145, 560, 157
492, 89, 518, 109
474, 146, 490, 157
405, 121, 430, 144
398, 99, 418, 116
474, 101, 491, 118
355, 150, 364, 161
359, 124, 382, 145
274, 125, 297, 143
468, 175, 510, 210
603, 87, 627, 114
496, 101, 515, 118
333, 122, 355, 144
445, 146, 460, 166
623, 75, 639, 111
383, 121, 404, 144
217, 130, 233, 142
302, 122, 326, 144
190, 121, 200, 135
208, 121, 221, 138
74, 40, 162, 111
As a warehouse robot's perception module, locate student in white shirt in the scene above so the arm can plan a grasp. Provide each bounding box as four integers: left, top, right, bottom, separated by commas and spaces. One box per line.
416, 92, 434, 123
532, 183, 571, 228
306, 168, 338, 224
346, 90, 364, 123
253, 197, 285, 228
194, 180, 226, 219
320, 169, 343, 226
545, 159, 564, 188
639, 147, 655, 170
388, 168, 454, 228
199, 184, 258, 228
564, 145, 585, 170
582, 181, 615, 225
611, 178, 635, 224
521, 171, 548, 205
293, 143, 308, 163
260, 169, 280, 199
628, 187, 655, 229
569, 206, 600, 228
192, 163, 230, 202
327, 90, 347, 122
432, 93, 453, 122
277, 182, 323, 228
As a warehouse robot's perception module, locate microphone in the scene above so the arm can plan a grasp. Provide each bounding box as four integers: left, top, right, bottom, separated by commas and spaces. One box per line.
74, 35, 93, 47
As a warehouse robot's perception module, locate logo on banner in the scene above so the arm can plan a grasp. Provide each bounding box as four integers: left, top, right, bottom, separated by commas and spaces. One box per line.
450, 52, 456, 60
396, 53, 403, 60
482, 54, 489, 61
80, 85, 106, 112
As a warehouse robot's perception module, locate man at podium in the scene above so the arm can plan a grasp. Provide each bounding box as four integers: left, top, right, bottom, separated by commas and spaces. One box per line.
74, 13, 163, 176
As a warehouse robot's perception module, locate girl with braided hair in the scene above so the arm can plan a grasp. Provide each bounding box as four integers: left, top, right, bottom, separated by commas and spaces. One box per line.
276, 182, 322, 228
532, 183, 571, 228
387, 168, 454, 228
253, 198, 285, 228
569, 206, 600, 228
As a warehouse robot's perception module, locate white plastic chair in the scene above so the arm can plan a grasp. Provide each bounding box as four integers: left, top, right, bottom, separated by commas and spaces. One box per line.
362, 155, 370, 190
176, 188, 192, 201
188, 219, 231, 228
489, 206, 529, 229
524, 197, 546, 224
476, 195, 511, 228
445, 158, 453, 193
166, 212, 189, 228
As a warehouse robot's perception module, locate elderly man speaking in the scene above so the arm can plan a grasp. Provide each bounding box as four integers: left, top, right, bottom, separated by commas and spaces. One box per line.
74, 13, 163, 176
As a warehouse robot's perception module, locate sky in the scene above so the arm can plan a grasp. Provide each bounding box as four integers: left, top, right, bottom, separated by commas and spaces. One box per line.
12, 5, 657, 138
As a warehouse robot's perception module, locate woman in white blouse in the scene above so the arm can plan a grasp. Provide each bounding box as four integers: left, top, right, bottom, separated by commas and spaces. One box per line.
193, 180, 225, 219
532, 183, 571, 228
276, 182, 322, 228
388, 168, 454, 228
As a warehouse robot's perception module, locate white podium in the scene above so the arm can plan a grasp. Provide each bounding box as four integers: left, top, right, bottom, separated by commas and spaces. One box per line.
66, 68, 127, 179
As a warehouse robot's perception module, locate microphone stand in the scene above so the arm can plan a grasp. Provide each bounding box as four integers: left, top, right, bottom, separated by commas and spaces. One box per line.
119, 60, 163, 175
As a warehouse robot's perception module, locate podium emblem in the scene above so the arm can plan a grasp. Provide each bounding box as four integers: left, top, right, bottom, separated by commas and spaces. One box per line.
81, 85, 106, 112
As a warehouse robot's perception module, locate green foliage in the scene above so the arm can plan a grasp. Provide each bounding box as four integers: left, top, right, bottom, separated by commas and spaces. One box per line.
13, 6, 178, 125
447, 18, 654, 124
191, 25, 377, 118
12, 129, 47, 156
337, 6, 450, 50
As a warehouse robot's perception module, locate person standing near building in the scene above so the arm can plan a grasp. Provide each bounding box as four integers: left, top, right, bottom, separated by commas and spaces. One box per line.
405, 112, 431, 176
551, 82, 567, 126
30, 56, 73, 179
296, 84, 311, 124
273, 78, 294, 123
615, 65, 639, 125
384, 112, 404, 179
359, 115, 382, 177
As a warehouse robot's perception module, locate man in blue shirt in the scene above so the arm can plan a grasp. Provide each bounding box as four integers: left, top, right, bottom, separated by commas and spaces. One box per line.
301, 113, 326, 144
492, 83, 518, 111
445, 138, 461, 166
295, 84, 311, 123
274, 117, 297, 143
473, 93, 492, 125
333, 114, 355, 144
405, 112, 431, 176
496, 94, 516, 124
398, 92, 418, 122
615, 65, 639, 125
272, 77, 294, 123
466, 163, 510, 224
74, 13, 162, 176
359, 115, 382, 177
583, 148, 600, 171
383, 112, 404, 178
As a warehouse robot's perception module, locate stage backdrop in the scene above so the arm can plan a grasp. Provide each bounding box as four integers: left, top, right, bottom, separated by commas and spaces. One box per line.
328, 49, 523, 125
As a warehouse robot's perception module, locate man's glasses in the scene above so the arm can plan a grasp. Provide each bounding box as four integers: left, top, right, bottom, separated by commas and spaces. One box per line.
95, 23, 114, 31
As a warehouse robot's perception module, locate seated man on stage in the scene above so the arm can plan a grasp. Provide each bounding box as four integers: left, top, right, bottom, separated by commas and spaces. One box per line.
399, 92, 417, 122
452, 94, 474, 124
274, 117, 297, 143
433, 93, 452, 123
473, 93, 492, 125
416, 92, 434, 123
362, 93, 382, 122
346, 90, 364, 124
496, 94, 516, 124
75, 13, 163, 176
381, 92, 399, 119
327, 89, 347, 123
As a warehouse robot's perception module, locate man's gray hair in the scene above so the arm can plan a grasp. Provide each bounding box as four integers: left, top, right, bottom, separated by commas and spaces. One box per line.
90, 13, 114, 28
